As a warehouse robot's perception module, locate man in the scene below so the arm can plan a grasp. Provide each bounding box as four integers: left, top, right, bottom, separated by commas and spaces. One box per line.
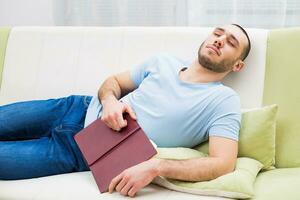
0, 24, 250, 197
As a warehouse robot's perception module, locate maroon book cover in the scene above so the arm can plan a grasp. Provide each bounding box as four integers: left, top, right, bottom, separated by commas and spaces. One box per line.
74, 114, 157, 193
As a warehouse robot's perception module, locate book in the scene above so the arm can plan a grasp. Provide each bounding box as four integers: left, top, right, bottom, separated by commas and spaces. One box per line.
74, 114, 157, 193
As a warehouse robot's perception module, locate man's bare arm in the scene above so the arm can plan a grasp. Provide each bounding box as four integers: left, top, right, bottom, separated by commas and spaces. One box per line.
157, 136, 238, 181
98, 70, 137, 104
98, 71, 138, 131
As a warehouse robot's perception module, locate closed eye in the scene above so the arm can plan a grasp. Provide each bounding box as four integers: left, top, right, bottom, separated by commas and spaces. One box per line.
214, 32, 221, 37
228, 40, 236, 48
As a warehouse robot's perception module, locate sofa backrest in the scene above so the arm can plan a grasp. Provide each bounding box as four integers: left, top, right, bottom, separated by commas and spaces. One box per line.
0, 27, 268, 110
0, 27, 10, 89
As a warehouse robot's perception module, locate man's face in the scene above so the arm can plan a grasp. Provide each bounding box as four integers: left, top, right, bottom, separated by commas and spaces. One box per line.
198, 25, 249, 73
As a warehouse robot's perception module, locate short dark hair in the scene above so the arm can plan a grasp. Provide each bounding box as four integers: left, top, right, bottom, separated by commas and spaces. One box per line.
231, 24, 251, 61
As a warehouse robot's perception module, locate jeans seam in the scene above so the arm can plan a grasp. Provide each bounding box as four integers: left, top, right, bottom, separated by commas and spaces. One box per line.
53, 124, 83, 171
83, 96, 91, 109
55, 123, 83, 132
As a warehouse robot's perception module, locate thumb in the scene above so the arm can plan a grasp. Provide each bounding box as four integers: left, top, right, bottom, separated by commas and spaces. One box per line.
124, 104, 137, 120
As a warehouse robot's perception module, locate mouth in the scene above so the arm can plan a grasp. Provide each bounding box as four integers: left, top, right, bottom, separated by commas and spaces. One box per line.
206, 45, 221, 56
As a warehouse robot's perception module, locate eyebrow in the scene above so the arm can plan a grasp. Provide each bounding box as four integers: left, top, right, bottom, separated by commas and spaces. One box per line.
214, 27, 240, 47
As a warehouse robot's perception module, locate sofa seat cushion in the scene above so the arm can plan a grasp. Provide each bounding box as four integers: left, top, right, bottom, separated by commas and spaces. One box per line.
251, 167, 300, 200
0, 171, 228, 200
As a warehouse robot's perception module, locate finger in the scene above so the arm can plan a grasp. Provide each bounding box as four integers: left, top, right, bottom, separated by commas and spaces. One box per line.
120, 182, 134, 196
107, 114, 121, 131
101, 115, 118, 130
124, 105, 137, 120
128, 185, 138, 197
109, 174, 123, 193
115, 176, 128, 192
116, 114, 127, 129
102, 117, 115, 130
111, 118, 121, 131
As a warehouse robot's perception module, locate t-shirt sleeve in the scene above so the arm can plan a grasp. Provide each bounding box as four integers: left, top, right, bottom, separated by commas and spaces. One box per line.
208, 94, 241, 141
130, 55, 158, 87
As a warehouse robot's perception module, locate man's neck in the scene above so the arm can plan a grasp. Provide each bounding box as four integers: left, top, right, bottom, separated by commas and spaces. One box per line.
180, 60, 227, 84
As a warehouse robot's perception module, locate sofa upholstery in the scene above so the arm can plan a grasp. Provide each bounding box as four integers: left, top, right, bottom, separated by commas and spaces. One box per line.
0, 27, 267, 108
253, 168, 300, 200
0, 27, 10, 88
0, 26, 299, 200
263, 27, 300, 168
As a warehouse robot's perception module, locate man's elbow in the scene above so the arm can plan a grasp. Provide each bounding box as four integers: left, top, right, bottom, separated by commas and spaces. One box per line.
212, 158, 236, 179
223, 162, 236, 175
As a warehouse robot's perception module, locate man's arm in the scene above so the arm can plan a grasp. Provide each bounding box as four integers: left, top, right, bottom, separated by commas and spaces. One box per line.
98, 71, 137, 103
109, 136, 238, 197
98, 71, 138, 131
157, 136, 238, 181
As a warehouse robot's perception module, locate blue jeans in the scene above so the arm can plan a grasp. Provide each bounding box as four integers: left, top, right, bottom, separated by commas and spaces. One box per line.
0, 95, 92, 180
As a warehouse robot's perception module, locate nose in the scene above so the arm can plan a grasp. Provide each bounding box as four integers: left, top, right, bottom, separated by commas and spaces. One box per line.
214, 38, 224, 48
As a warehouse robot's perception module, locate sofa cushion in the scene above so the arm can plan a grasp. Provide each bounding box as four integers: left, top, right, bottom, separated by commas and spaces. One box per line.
194, 104, 278, 170
263, 28, 300, 168
153, 148, 263, 199
251, 167, 300, 200
0, 171, 229, 200
0, 27, 10, 88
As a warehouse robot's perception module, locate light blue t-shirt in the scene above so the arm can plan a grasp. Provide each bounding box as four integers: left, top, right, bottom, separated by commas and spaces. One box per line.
84, 53, 241, 148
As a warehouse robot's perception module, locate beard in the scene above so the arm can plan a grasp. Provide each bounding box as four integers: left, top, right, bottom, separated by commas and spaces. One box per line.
198, 42, 236, 73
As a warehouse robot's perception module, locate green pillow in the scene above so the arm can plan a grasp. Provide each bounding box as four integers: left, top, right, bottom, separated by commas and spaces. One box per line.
194, 104, 278, 170
153, 148, 263, 199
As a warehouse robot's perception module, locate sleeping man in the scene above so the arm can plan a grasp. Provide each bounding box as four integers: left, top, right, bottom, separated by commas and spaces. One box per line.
0, 24, 250, 197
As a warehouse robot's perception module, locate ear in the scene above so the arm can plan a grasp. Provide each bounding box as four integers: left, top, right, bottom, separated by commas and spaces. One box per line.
232, 60, 244, 72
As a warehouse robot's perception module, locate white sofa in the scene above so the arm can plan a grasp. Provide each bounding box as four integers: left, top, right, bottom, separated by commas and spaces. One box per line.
0, 27, 268, 200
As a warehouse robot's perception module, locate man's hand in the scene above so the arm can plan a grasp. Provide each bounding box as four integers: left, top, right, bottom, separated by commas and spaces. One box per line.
108, 158, 161, 197
101, 96, 137, 131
